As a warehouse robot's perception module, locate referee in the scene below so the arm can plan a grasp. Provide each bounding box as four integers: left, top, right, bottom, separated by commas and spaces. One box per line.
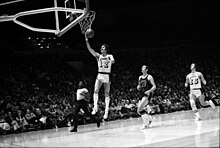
70, 81, 101, 132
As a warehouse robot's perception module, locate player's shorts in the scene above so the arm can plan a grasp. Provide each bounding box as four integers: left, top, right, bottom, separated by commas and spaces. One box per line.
190, 89, 202, 98
139, 92, 153, 101
97, 73, 110, 83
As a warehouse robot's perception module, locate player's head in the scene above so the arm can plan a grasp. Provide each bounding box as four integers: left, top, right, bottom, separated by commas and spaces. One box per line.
100, 44, 109, 54
141, 65, 149, 74
190, 63, 196, 71
78, 81, 84, 88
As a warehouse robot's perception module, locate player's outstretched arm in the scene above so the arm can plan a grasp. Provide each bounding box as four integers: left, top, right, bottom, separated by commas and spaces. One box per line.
85, 36, 99, 58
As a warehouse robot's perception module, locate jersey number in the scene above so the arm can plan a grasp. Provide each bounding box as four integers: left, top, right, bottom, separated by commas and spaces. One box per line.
190, 78, 199, 85
140, 81, 147, 87
100, 61, 109, 68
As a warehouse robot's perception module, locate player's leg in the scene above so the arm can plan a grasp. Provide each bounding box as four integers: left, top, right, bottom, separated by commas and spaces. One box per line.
70, 102, 81, 132
81, 101, 100, 128
137, 96, 149, 114
189, 93, 201, 121
139, 112, 153, 129
145, 104, 153, 125
103, 82, 111, 119
92, 78, 103, 115
198, 94, 215, 109
137, 96, 152, 129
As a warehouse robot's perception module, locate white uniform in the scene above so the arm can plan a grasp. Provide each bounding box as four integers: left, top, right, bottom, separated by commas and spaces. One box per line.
186, 71, 202, 98
77, 88, 88, 101
96, 54, 114, 83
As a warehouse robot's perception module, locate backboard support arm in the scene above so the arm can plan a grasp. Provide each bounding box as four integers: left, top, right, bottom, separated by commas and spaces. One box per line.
0, 0, 91, 36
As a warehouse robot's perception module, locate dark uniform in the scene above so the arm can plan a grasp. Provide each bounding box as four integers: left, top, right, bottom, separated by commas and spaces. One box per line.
138, 74, 153, 100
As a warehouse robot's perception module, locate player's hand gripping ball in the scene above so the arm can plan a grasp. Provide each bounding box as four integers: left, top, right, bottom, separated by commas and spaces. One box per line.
85, 29, 94, 38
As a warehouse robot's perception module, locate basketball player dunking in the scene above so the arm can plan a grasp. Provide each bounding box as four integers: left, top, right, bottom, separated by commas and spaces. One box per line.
185, 63, 215, 121
137, 65, 156, 129
85, 35, 115, 120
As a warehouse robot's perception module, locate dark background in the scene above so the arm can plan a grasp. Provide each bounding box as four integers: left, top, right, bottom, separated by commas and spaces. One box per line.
0, 0, 219, 51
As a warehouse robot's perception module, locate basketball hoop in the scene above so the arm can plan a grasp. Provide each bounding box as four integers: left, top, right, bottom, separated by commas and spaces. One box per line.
79, 11, 95, 34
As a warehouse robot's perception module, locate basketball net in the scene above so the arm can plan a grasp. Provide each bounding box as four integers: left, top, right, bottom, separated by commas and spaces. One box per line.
79, 11, 95, 34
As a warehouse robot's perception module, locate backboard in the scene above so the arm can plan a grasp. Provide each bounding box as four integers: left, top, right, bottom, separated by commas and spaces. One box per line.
0, 0, 91, 37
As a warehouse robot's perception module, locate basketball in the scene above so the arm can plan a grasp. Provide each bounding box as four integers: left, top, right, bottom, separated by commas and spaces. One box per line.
85, 29, 94, 38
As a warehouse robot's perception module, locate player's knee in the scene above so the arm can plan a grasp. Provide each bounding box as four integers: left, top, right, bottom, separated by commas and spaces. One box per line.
94, 89, 99, 94
189, 94, 195, 100
199, 99, 207, 106
191, 103, 197, 111
105, 96, 110, 101
104, 91, 110, 97
138, 110, 146, 115
104, 94, 109, 97
137, 106, 144, 113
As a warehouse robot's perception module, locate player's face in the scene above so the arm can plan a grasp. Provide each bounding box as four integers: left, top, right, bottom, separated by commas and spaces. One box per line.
100, 45, 107, 54
190, 63, 196, 70
141, 66, 148, 74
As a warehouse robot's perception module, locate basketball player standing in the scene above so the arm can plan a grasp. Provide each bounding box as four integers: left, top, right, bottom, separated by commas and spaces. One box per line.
137, 65, 156, 129
185, 63, 215, 121
85, 35, 115, 120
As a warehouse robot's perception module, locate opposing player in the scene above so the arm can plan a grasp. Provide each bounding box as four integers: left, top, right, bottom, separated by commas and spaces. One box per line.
70, 81, 100, 132
185, 63, 215, 121
137, 65, 156, 129
85, 35, 115, 120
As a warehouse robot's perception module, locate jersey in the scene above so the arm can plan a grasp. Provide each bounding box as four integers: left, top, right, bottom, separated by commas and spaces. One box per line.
97, 54, 114, 74
186, 72, 203, 98
77, 88, 88, 101
186, 72, 202, 90
138, 74, 153, 99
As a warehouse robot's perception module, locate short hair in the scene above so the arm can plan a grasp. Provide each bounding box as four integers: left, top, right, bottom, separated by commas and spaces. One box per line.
142, 65, 149, 70
102, 44, 109, 52
191, 63, 196, 69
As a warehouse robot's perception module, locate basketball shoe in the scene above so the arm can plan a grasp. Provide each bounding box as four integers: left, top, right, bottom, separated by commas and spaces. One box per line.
96, 117, 101, 128
140, 120, 152, 130
92, 107, 98, 115
195, 117, 202, 122
103, 110, 108, 119
206, 100, 215, 109
70, 128, 77, 132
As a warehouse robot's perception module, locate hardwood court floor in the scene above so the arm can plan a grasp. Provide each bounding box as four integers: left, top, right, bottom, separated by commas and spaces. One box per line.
0, 106, 219, 147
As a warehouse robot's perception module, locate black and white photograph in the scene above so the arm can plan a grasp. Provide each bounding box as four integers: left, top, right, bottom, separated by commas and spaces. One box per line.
0, 0, 219, 147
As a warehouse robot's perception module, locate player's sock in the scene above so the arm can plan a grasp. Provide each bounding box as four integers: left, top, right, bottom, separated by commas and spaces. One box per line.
148, 115, 153, 122
140, 113, 152, 129
104, 97, 110, 119
92, 94, 98, 114
208, 100, 216, 109
146, 105, 152, 114
143, 114, 148, 124
148, 115, 153, 126
194, 111, 201, 121
141, 114, 149, 125
140, 114, 147, 129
